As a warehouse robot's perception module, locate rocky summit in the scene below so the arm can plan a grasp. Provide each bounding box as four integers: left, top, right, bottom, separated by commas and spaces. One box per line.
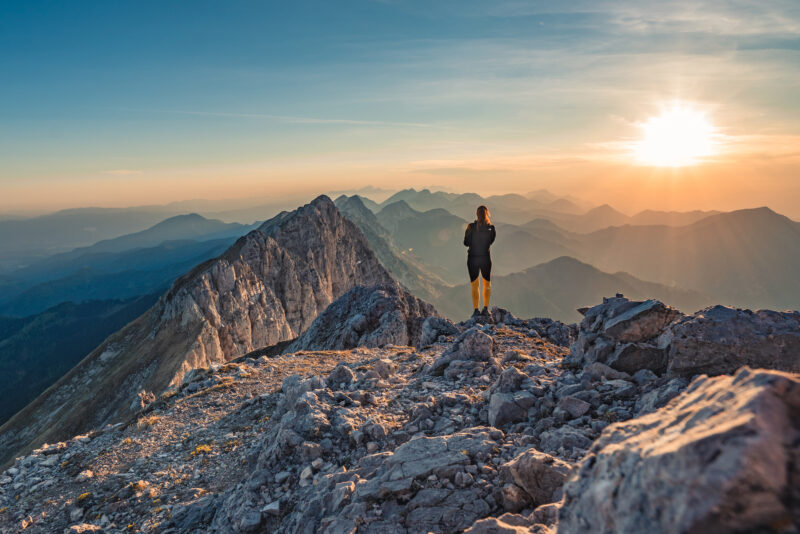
1, 291, 797, 533
0, 196, 392, 468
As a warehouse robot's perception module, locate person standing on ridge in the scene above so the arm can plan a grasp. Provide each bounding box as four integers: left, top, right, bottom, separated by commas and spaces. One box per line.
463, 205, 496, 317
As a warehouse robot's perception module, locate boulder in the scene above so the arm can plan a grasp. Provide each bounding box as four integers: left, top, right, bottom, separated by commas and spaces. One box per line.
418, 316, 459, 347
602, 299, 681, 342
431, 328, 494, 375
355, 427, 501, 501
538, 426, 592, 455
327, 364, 356, 388
489, 393, 528, 427
605, 342, 667, 375
582, 362, 630, 382
500, 449, 572, 506
287, 283, 439, 352
559, 367, 800, 534
493, 367, 528, 393
664, 305, 800, 377
557, 396, 590, 419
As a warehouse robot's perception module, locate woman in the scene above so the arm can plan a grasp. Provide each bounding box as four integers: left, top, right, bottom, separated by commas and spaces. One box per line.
463, 205, 496, 317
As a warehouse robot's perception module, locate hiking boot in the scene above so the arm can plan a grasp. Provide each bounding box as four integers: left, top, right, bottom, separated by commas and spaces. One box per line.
471, 308, 481, 318
481, 307, 489, 316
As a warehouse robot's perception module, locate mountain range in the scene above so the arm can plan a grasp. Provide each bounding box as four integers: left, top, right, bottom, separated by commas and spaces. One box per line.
344, 193, 800, 312
436, 256, 714, 322
0, 196, 391, 466
381, 188, 720, 231
0, 189, 798, 461
0, 214, 258, 317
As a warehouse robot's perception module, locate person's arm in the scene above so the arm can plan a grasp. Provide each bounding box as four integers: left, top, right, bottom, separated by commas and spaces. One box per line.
463, 223, 472, 247
489, 225, 496, 245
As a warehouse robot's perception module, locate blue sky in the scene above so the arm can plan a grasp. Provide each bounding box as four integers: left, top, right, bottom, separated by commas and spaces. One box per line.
1, 0, 799, 215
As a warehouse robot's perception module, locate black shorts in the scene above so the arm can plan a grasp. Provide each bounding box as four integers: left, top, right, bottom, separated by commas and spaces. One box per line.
467, 255, 492, 282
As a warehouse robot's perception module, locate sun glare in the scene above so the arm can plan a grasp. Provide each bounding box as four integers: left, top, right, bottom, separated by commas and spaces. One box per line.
634, 104, 718, 167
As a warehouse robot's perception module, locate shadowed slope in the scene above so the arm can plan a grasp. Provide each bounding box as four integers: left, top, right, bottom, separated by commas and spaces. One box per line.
0, 196, 392, 466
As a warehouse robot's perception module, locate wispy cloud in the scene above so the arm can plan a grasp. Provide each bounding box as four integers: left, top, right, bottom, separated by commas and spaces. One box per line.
144, 109, 443, 129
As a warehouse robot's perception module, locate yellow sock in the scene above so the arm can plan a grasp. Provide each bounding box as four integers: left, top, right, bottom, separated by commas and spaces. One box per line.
482, 278, 491, 309
471, 278, 480, 309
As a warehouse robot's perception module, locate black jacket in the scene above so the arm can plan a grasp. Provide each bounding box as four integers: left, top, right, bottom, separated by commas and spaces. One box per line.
464, 221, 496, 257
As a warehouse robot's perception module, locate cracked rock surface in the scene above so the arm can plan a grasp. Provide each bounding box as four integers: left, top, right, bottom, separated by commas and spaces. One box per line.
1, 296, 798, 534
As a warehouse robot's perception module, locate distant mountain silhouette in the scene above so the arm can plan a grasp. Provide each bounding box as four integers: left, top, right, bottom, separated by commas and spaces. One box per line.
579, 207, 800, 310
546, 197, 584, 214
369, 196, 799, 311
0, 214, 256, 316
437, 256, 714, 322
334, 195, 446, 300
376, 201, 469, 284
0, 207, 181, 271
54, 213, 252, 257
0, 238, 240, 317
629, 209, 721, 226
381, 188, 584, 225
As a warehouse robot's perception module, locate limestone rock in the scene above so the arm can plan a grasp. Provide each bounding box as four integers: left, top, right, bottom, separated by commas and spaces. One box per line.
419, 316, 459, 347
605, 342, 667, 375
538, 426, 592, 456
286, 283, 439, 352
489, 393, 527, 427
664, 305, 800, 377
430, 328, 494, 375
557, 396, 590, 419
500, 449, 572, 506
566, 296, 682, 373
559, 367, 800, 533
602, 299, 681, 342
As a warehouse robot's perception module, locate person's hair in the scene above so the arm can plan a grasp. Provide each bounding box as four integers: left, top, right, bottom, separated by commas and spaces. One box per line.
476, 205, 491, 226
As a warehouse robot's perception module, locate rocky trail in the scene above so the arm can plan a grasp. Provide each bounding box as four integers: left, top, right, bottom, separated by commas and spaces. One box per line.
1, 292, 798, 533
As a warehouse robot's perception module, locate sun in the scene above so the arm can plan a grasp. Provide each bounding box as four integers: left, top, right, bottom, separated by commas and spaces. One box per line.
633, 104, 718, 167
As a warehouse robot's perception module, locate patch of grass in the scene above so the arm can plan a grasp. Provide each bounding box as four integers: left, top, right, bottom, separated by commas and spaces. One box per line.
187, 443, 213, 460
136, 414, 160, 430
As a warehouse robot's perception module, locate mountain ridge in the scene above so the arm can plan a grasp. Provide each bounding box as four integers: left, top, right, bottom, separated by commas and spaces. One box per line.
0, 195, 393, 466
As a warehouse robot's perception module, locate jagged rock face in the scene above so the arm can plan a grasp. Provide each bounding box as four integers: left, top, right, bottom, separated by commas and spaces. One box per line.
663, 305, 800, 377
285, 283, 439, 352
418, 316, 460, 348
566, 297, 681, 374
568, 296, 800, 380
0, 195, 392, 467
559, 367, 800, 533
2, 294, 797, 534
